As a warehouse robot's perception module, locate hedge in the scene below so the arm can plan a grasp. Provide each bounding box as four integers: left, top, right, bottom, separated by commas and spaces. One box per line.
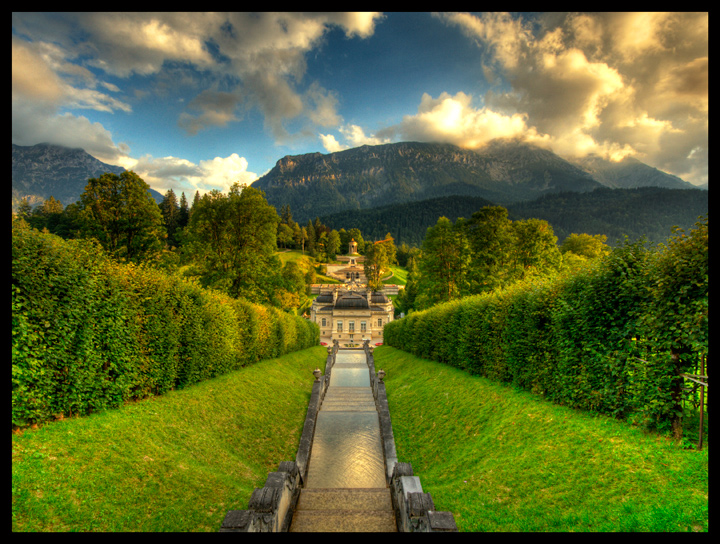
12, 222, 319, 428
385, 217, 708, 433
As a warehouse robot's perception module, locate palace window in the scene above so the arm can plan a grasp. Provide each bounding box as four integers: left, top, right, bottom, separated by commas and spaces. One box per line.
361, 321, 367, 333
378, 318, 383, 327
337, 321, 343, 332
349, 321, 355, 333
321, 318, 326, 327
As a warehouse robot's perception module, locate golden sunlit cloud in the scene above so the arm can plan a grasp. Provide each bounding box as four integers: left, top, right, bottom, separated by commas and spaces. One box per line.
435, 12, 707, 181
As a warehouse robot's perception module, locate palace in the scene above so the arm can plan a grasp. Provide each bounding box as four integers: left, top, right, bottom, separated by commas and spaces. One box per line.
311, 288, 394, 347
309, 239, 395, 347
324, 239, 367, 284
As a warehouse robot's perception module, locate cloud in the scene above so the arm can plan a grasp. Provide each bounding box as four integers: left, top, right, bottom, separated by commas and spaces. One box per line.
129, 153, 258, 196
376, 91, 550, 150
12, 36, 131, 114
177, 89, 242, 134
319, 133, 346, 153
12, 38, 66, 105
436, 12, 708, 184
12, 12, 384, 190
319, 124, 391, 152
13, 12, 384, 148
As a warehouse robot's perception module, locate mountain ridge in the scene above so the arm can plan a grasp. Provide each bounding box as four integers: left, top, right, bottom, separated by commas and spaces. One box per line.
12, 143, 164, 209
252, 140, 698, 224
319, 188, 707, 248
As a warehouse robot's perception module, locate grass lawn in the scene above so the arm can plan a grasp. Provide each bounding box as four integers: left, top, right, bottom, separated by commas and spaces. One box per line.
13, 342, 707, 532
12, 346, 327, 532
374, 346, 708, 532
276, 250, 341, 284
383, 265, 408, 286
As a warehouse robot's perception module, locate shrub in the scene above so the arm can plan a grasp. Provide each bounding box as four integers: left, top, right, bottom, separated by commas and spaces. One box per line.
12, 222, 319, 428
384, 218, 708, 433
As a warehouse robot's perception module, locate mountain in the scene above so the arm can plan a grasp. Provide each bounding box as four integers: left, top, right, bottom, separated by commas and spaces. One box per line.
320, 195, 498, 247
252, 140, 603, 224
507, 187, 707, 245
320, 188, 707, 248
571, 154, 697, 190
12, 143, 164, 210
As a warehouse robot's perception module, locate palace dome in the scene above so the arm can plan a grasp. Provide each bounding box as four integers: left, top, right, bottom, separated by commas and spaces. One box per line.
370, 292, 390, 304
334, 292, 369, 309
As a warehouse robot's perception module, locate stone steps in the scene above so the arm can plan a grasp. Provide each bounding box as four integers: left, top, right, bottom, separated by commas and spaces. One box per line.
321, 387, 376, 412
289, 488, 397, 532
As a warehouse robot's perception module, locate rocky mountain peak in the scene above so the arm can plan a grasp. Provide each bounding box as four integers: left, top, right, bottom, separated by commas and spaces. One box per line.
12, 143, 163, 209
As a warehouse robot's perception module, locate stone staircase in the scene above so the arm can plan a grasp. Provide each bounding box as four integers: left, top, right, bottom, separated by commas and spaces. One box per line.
220, 346, 457, 533
321, 386, 377, 411
289, 488, 396, 532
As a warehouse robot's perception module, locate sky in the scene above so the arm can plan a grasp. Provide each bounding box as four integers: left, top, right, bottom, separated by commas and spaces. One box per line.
12, 12, 708, 199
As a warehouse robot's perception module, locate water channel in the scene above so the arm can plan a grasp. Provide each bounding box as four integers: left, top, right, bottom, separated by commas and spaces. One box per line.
304, 350, 387, 489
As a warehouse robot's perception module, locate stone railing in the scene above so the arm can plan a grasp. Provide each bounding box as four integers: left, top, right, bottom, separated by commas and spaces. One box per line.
219, 343, 338, 532
364, 341, 458, 532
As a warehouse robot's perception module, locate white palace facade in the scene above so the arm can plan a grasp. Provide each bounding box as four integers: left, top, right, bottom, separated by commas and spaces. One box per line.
309, 239, 396, 347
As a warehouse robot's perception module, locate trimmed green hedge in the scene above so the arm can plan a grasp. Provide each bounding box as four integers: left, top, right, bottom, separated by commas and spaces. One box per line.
12, 222, 319, 428
385, 217, 708, 432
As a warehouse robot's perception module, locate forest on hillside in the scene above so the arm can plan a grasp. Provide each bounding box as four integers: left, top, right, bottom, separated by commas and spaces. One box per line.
320, 187, 707, 247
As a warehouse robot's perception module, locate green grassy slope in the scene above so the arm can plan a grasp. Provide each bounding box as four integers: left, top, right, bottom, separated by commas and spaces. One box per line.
12, 346, 327, 532
374, 346, 708, 532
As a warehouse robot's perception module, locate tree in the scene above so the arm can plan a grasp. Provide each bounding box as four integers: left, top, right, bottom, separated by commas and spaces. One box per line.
415, 216, 470, 309
461, 206, 514, 293
178, 192, 190, 230
24, 196, 65, 234
159, 188, 181, 248
17, 198, 32, 221
364, 241, 389, 291
277, 223, 294, 249
77, 171, 165, 263
280, 204, 294, 226
306, 220, 316, 257
381, 233, 397, 266
317, 230, 329, 262
326, 229, 341, 261
510, 218, 562, 280
560, 233, 610, 260
396, 257, 419, 315
185, 183, 281, 303
298, 226, 308, 254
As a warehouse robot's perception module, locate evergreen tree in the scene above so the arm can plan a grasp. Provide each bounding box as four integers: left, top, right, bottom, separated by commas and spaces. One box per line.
159, 188, 180, 248
178, 192, 190, 230
190, 190, 201, 219
327, 229, 341, 261
280, 204, 294, 225
306, 219, 316, 257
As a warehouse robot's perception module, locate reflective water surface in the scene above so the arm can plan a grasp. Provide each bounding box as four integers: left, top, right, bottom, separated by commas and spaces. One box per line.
304, 350, 386, 489
305, 411, 386, 488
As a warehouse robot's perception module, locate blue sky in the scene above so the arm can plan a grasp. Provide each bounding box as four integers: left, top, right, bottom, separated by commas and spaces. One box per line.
12, 12, 708, 198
